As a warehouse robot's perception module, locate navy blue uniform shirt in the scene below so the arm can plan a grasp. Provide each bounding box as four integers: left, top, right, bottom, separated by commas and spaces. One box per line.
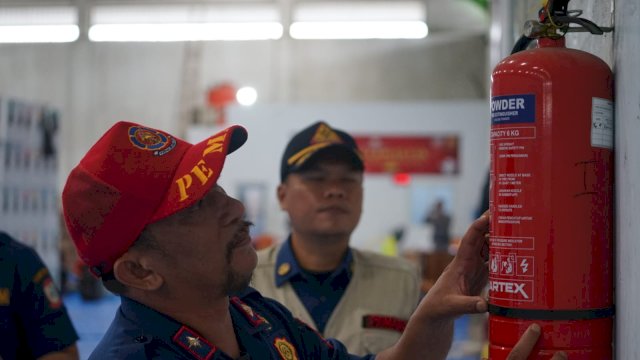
90, 287, 375, 360
0, 232, 78, 360
275, 237, 352, 333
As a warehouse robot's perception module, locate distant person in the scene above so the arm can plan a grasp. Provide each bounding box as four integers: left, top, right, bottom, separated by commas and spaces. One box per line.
252, 121, 420, 354
0, 232, 79, 360
424, 199, 451, 251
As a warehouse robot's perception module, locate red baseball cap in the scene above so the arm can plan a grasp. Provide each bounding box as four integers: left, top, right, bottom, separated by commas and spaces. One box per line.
62, 121, 247, 277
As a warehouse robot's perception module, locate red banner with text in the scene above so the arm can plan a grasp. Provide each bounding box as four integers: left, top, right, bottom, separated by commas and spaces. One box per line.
353, 135, 459, 174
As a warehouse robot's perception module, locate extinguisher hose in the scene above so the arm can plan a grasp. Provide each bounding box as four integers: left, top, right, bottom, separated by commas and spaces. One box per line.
510, 35, 535, 55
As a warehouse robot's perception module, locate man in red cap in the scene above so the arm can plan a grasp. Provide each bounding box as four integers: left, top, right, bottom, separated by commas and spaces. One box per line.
62, 121, 563, 359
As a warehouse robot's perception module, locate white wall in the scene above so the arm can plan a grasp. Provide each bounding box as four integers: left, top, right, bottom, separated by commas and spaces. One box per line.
188, 101, 489, 252
543, 1, 640, 357
511, 0, 640, 357
0, 33, 489, 195
611, 0, 640, 358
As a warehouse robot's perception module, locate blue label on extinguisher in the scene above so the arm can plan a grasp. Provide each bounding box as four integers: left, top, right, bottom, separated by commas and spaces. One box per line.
491, 94, 535, 124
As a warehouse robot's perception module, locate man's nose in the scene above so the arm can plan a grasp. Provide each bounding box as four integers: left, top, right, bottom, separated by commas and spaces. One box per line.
323, 182, 346, 199
223, 195, 246, 225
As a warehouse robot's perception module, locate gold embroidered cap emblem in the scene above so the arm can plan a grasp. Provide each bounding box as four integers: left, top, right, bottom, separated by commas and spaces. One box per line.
311, 123, 342, 144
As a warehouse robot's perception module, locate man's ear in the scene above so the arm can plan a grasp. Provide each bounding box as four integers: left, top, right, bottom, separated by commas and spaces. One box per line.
276, 183, 287, 210
112, 252, 164, 291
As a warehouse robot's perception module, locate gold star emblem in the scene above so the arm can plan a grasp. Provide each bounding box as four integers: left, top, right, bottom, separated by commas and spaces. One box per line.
278, 263, 291, 276
186, 336, 201, 349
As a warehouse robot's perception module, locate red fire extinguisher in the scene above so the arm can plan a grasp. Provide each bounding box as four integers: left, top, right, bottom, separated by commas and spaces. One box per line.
488, 2, 614, 359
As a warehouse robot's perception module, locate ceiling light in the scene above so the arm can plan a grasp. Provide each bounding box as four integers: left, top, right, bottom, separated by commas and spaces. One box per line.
89, 4, 282, 42
89, 23, 282, 42
0, 6, 79, 43
290, 21, 427, 40
236, 87, 258, 106
290, 1, 427, 40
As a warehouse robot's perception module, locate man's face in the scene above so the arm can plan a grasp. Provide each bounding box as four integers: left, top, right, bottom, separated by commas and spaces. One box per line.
145, 186, 257, 297
278, 156, 363, 239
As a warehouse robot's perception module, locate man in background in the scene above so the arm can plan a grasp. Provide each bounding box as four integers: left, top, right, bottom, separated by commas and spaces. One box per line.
424, 199, 452, 252
0, 232, 79, 360
252, 121, 421, 355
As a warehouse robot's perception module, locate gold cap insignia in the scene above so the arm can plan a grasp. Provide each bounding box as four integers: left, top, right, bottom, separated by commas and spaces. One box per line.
311, 123, 342, 144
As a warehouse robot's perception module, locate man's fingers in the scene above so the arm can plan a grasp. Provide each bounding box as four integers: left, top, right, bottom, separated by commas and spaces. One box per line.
481, 233, 490, 261
443, 295, 487, 317
456, 212, 490, 258
506, 324, 541, 360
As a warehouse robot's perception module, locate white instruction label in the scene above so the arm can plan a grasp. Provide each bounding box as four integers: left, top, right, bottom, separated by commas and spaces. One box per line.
591, 97, 614, 149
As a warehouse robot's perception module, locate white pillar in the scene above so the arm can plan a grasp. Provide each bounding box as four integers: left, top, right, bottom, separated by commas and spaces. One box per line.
614, 0, 640, 357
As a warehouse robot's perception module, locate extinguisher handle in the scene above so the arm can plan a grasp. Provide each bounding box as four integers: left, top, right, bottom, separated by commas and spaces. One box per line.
554, 16, 614, 34
530, 1, 614, 38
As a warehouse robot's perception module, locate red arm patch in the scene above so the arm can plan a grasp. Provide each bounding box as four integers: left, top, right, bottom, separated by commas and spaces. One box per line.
362, 315, 408, 333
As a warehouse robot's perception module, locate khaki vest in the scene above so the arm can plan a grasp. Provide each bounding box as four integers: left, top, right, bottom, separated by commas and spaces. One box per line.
251, 244, 421, 355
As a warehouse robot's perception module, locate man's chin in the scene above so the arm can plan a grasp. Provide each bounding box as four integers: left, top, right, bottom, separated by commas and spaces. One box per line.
226, 271, 254, 295
312, 228, 354, 240
230, 243, 258, 267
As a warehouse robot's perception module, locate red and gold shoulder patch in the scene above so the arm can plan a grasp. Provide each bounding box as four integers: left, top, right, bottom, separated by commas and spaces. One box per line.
0, 288, 10, 306
273, 337, 299, 360
42, 278, 62, 309
32, 267, 49, 283
231, 297, 270, 328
